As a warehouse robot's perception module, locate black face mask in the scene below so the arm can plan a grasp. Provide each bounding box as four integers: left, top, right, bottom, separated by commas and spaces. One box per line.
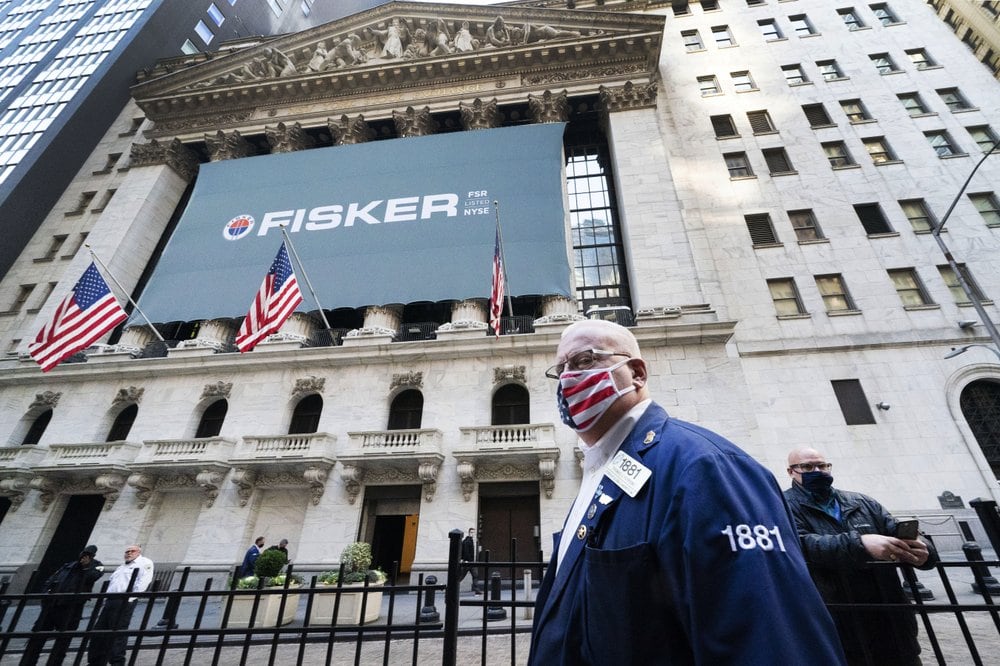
801, 471, 834, 500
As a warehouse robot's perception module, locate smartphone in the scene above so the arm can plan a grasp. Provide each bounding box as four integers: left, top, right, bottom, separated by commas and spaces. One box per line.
896, 519, 919, 540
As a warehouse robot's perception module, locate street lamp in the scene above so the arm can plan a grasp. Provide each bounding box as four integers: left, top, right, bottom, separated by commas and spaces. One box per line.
944, 345, 1000, 362
931, 137, 1000, 356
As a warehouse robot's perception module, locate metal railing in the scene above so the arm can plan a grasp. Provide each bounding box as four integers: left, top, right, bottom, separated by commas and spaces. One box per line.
1, 536, 998, 665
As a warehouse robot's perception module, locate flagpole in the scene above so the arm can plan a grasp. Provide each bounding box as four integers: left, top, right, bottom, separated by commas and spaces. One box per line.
279, 226, 333, 331
85, 245, 165, 343
493, 200, 514, 318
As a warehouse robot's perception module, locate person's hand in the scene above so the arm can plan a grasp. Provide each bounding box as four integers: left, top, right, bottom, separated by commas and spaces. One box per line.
860, 533, 928, 565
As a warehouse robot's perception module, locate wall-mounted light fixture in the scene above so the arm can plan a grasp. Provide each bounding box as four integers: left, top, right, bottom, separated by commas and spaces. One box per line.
958, 320, 979, 330
876, 402, 891, 411
945, 345, 1000, 361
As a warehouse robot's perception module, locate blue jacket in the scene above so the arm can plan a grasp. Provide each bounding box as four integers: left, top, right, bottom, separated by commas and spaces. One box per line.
528, 403, 846, 665
240, 545, 261, 577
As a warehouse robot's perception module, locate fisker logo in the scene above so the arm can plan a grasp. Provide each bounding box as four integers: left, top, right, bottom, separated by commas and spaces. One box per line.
223, 214, 254, 240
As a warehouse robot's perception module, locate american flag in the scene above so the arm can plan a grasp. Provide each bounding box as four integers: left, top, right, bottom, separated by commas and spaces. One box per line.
28, 263, 128, 373
235, 242, 303, 353
489, 227, 505, 338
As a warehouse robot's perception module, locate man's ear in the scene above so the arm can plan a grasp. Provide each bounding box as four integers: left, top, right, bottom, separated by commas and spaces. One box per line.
630, 359, 648, 386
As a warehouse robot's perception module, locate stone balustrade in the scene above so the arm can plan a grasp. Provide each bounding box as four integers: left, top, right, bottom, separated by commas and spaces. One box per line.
347, 429, 443, 453
459, 423, 556, 450
135, 437, 236, 464
235, 432, 336, 460
39, 441, 141, 467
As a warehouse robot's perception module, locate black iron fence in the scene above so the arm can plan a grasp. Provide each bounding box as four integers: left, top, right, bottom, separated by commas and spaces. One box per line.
1, 532, 999, 665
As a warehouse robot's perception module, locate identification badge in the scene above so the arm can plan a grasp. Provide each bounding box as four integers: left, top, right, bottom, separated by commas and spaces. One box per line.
606, 451, 651, 498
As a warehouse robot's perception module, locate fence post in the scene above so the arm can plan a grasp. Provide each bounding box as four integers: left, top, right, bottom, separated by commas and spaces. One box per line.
486, 572, 506, 621
156, 566, 189, 629
962, 541, 1000, 594
522, 569, 533, 620
969, 498, 1000, 556
420, 575, 440, 622
442, 529, 463, 666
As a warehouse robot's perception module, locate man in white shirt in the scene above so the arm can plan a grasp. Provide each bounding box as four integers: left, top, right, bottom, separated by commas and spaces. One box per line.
86, 544, 154, 666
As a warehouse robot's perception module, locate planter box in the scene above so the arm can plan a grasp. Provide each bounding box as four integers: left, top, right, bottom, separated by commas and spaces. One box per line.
227, 587, 300, 628
308, 583, 383, 625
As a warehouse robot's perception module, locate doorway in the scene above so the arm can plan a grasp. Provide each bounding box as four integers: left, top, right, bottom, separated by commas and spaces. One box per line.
478, 482, 541, 578
32, 494, 105, 591
359, 486, 421, 581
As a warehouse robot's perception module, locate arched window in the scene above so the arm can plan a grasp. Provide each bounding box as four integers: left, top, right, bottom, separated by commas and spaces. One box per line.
388, 390, 423, 430
960, 379, 1000, 478
22, 409, 53, 445
288, 394, 323, 434
492, 385, 530, 426
195, 399, 228, 438
106, 404, 138, 442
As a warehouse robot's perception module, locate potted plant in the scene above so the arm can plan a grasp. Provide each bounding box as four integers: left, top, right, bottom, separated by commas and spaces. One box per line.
308, 542, 386, 625
227, 548, 301, 627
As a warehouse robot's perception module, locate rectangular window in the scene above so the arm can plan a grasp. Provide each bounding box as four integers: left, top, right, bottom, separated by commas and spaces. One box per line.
938, 88, 972, 111
758, 19, 783, 40
831, 379, 877, 425
682, 29, 704, 51
966, 125, 999, 153
782, 64, 809, 85
698, 75, 721, 96
702, 0, 720, 9
763, 147, 795, 174
838, 8, 866, 30
854, 203, 893, 234
711, 114, 738, 138
207, 3, 225, 26
66, 191, 96, 215
789, 209, 824, 241
768, 278, 807, 316
906, 48, 935, 69
969, 192, 1000, 227
816, 59, 844, 80
789, 14, 816, 36
925, 130, 961, 157
731, 71, 757, 92
823, 141, 855, 167
899, 199, 936, 232
840, 99, 871, 122
938, 263, 988, 305
863, 137, 896, 164
747, 0, 765, 5
870, 52, 899, 74
194, 20, 214, 45
888, 268, 933, 306
870, 3, 900, 26
10, 284, 35, 312
816, 274, 856, 312
898, 92, 929, 116
712, 25, 736, 47
747, 110, 776, 134
745, 213, 779, 245
672, 1, 691, 17
803, 103, 833, 127
35, 234, 67, 262
725, 152, 754, 178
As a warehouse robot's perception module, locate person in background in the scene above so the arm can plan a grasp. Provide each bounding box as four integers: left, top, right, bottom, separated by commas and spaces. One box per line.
528, 319, 846, 665
86, 545, 153, 666
21, 545, 104, 666
460, 528, 480, 595
784, 447, 939, 665
240, 536, 265, 577
265, 539, 290, 564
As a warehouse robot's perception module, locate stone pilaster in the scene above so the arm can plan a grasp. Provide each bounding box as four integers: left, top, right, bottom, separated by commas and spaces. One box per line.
128, 138, 199, 182
265, 121, 315, 153
393, 106, 435, 137
205, 129, 256, 161
528, 90, 570, 124
459, 98, 501, 130
328, 114, 371, 145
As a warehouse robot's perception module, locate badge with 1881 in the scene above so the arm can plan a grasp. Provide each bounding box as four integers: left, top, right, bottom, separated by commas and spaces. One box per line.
606, 451, 651, 497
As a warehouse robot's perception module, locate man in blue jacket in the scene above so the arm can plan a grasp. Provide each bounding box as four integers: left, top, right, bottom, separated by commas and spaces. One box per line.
528, 320, 846, 665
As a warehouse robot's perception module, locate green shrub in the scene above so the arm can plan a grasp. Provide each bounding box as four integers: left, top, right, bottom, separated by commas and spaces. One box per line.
254, 548, 288, 580
340, 542, 372, 575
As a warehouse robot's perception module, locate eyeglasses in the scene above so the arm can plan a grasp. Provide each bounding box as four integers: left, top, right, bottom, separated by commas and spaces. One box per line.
790, 462, 833, 473
125, 549, 139, 554
545, 349, 631, 379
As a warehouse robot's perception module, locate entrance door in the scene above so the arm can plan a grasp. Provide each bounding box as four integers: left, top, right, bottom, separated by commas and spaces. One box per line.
32, 494, 105, 591
478, 484, 540, 578
371, 515, 405, 580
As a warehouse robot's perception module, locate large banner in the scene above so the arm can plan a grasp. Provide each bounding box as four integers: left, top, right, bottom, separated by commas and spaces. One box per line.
131, 123, 571, 323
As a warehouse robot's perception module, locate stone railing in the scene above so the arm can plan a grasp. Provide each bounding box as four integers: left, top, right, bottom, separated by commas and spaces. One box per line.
39, 441, 141, 467
135, 437, 236, 464
346, 429, 443, 453
0, 445, 47, 469
233, 432, 335, 460
458, 424, 556, 450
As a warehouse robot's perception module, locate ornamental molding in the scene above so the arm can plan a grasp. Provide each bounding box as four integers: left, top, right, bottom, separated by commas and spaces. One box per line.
128, 138, 199, 181
599, 80, 658, 113
459, 98, 501, 130
30, 391, 61, 409
131, 3, 664, 134
205, 129, 256, 161
265, 121, 316, 153
329, 114, 372, 145
494, 366, 526, 385
113, 386, 144, 405
390, 372, 423, 390
293, 376, 326, 397
201, 381, 233, 400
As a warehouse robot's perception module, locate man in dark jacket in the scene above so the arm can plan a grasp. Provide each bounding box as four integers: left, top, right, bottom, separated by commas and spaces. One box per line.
784, 447, 938, 666
460, 528, 480, 594
240, 536, 265, 577
21, 545, 104, 666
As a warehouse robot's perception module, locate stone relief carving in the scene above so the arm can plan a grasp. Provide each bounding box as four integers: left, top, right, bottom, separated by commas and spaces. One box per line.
459, 98, 501, 131
418, 460, 440, 502
196, 468, 226, 507
266, 122, 316, 153
456, 460, 476, 501
341, 464, 364, 505
494, 366, 526, 385
293, 376, 326, 397
231, 468, 257, 506
205, 130, 256, 162
328, 115, 372, 145
30, 391, 61, 409
599, 81, 658, 113
393, 106, 435, 138
95, 474, 126, 510
0, 476, 30, 512
522, 62, 646, 86
128, 138, 199, 181
528, 90, 570, 124
390, 372, 423, 390
191, 15, 600, 89
201, 381, 233, 400
113, 386, 144, 405
127, 473, 155, 509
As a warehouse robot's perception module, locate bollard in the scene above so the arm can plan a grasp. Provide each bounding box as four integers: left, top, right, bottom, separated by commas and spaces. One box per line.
522, 570, 533, 620
962, 541, 1000, 595
486, 572, 506, 621
420, 574, 440, 623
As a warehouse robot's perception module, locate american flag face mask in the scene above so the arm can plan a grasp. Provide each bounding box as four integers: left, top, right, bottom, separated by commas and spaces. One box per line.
556, 359, 634, 432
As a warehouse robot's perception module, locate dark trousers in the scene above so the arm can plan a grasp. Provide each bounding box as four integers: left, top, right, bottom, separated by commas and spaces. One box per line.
461, 561, 480, 591
20, 604, 82, 666
86, 599, 135, 666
